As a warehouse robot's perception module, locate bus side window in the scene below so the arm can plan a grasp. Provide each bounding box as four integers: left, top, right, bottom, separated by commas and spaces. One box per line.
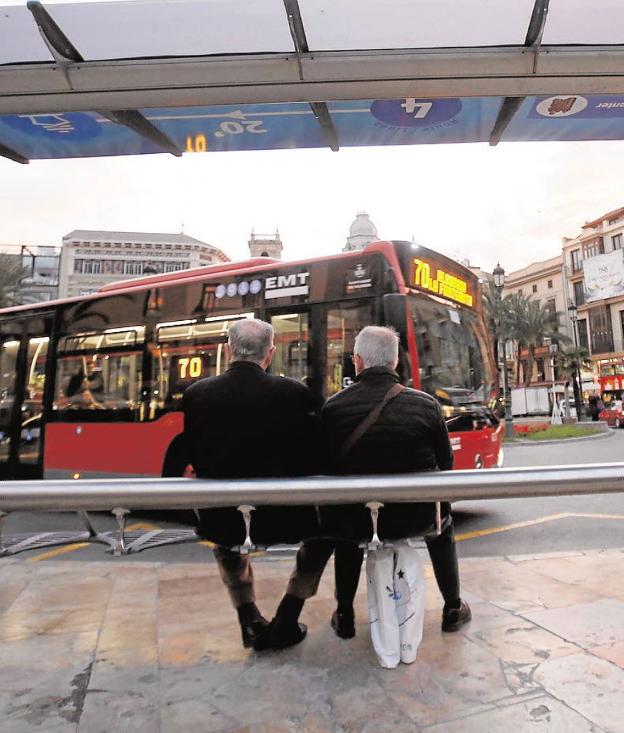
325, 302, 373, 397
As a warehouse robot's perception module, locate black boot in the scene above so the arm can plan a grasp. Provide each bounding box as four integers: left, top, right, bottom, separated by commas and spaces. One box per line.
237, 603, 269, 648
253, 594, 307, 651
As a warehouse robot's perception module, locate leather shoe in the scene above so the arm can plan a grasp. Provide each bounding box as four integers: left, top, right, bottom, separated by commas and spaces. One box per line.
441, 600, 472, 632
240, 617, 270, 649
330, 610, 355, 639
252, 621, 307, 651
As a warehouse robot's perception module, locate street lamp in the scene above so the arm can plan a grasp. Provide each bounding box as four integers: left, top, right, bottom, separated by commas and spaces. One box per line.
492, 263, 514, 438
544, 336, 560, 424
567, 300, 583, 420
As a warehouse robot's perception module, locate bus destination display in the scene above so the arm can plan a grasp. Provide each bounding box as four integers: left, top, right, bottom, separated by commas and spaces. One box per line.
410, 257, 474, 307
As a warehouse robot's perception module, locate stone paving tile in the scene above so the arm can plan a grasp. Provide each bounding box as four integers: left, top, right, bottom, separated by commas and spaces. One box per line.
0, 690, 78, 733
461, 564, 604, 612
424, 695, 603, 732
465, 620, 579, 665
589, 640, 624, 668
535, 653, 624, 733
0, 581, 27, 615
523, 598, 624, 649
78, 690, 160, 732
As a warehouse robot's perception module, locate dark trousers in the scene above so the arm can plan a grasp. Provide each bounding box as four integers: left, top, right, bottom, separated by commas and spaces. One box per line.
285, 515, 461, 608
213, 545, 255, 608
286, 539, 364, 606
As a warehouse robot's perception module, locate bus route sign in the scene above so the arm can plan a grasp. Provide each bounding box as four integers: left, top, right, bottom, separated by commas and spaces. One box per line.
409, 256, 474, 307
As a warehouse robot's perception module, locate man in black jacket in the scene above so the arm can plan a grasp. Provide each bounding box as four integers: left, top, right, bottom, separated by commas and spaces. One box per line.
182, 318, 317, 649
258, 325, 470, 647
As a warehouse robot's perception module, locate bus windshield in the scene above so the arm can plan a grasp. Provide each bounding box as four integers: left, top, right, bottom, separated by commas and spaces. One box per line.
409, 294, 491, 406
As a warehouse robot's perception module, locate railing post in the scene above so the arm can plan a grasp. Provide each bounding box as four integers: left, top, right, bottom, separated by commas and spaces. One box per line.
111, 507, 130, 556
0, 511, 8, 556
237, 504, 256, 554
365, 501, 384, 550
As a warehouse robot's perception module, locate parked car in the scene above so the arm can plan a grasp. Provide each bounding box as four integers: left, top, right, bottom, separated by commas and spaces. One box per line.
599, 401, 624, 428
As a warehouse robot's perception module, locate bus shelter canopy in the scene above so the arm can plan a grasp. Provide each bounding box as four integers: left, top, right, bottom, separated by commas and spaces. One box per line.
2, 0, 624, 162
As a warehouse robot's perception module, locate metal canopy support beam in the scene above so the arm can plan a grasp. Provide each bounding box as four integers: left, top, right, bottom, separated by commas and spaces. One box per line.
283, 0, 339, 151
26, 0, 181, 156
27, 0, 82, 64
489, 0, 551, 146
0, 141, 29, 164
3, 46, 624, 116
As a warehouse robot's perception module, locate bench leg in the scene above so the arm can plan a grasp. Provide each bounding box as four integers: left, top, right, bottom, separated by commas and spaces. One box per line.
237, 504, 256, 554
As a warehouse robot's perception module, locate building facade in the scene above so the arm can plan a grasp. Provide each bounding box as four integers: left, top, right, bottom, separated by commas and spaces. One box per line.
59, 230, 229, 298
562, 206, 624, 402
248, 230, 282, 259
504, 255, 567, 385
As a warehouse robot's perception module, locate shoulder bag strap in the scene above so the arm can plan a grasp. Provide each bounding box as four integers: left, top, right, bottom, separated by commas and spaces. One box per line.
340, 383, 405, 457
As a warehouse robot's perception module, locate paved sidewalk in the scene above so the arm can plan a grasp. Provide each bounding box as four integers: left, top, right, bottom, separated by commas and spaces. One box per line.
1, 548, 624, 732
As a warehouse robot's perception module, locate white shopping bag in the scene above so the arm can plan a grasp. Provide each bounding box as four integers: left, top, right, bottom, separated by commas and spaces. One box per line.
366, 542, 426, 669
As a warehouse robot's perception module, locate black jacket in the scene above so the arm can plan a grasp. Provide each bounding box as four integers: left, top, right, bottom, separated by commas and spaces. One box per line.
182, 361, 320, 545
321, 367, 453, 475
183, 360, 319, 479
320, 366, 453, 540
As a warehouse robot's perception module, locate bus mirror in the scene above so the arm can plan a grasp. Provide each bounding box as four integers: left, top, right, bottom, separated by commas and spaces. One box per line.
382, 293, 408, 343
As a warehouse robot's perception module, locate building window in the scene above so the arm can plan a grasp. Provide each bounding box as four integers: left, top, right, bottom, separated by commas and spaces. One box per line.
82, 260, 101, 275
73, 259, 83, 274
589, 305, 614, 354
612, 233, 623, 250
518, 288, 523, 296
547, 279, 553, 289
573, 280, 585, 307
571, 249, 582, 272
577, 318, 589, 351
123, 261, 143, 275
532, 284, 537, 293
583, 238, 604, 258
164, 262, 186, 273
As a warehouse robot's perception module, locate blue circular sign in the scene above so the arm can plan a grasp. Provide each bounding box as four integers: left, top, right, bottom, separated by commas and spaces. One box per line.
3, 112, 102, 140
370, 99, 462, 127
238, 281, 250, 296
226, 283, 238, 298
215, 284, 226, 299
250, 279, 262, 295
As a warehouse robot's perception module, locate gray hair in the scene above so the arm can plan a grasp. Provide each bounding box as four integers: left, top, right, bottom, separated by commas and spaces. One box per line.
354, 326, 399, 369
228, 318, 273, 362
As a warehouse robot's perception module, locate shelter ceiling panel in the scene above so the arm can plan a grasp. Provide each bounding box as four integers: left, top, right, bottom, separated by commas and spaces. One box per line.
0, 5, 53, 64
1, 0, 295, 63
299, 0, 537, 50
542, 0, 624, 45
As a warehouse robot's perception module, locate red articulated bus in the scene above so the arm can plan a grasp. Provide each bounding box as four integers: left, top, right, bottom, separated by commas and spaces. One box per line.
0, 240, 503, 481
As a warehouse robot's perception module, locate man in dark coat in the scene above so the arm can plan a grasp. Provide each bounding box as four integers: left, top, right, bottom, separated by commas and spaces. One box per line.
182, 318, 318, 649
257, 325, 470, 648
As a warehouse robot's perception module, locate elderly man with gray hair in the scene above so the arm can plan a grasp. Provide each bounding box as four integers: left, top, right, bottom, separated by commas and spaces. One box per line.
256, 325, 470, 651
183, 318, 319, 650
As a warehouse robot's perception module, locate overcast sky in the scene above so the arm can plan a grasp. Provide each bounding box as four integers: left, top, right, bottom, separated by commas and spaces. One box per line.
1, 139, 623, 275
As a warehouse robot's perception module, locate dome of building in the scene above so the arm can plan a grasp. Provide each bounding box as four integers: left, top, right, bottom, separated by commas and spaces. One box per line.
343, 212, 379, 252
349, 212, 378, 238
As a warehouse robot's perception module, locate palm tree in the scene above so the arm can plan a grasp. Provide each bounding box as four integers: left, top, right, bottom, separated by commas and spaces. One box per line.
517, 300, 567, 386
0, 253, 28, 308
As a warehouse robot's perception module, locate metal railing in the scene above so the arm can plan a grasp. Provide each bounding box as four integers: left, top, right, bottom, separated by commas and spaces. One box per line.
1, 462, 623, 557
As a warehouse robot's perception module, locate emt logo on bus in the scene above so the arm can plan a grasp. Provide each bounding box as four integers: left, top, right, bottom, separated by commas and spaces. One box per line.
264, 272, 310, 299
410, 257, 474, 307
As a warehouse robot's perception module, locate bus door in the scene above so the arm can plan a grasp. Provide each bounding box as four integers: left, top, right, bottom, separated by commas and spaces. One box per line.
0, 318, 51, 479
269, 300, 375, 400
323, 301, 375, 398
269, 310, 313, 385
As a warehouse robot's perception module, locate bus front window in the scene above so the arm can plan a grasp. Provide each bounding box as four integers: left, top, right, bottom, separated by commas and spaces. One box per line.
410, 296, 491, 407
